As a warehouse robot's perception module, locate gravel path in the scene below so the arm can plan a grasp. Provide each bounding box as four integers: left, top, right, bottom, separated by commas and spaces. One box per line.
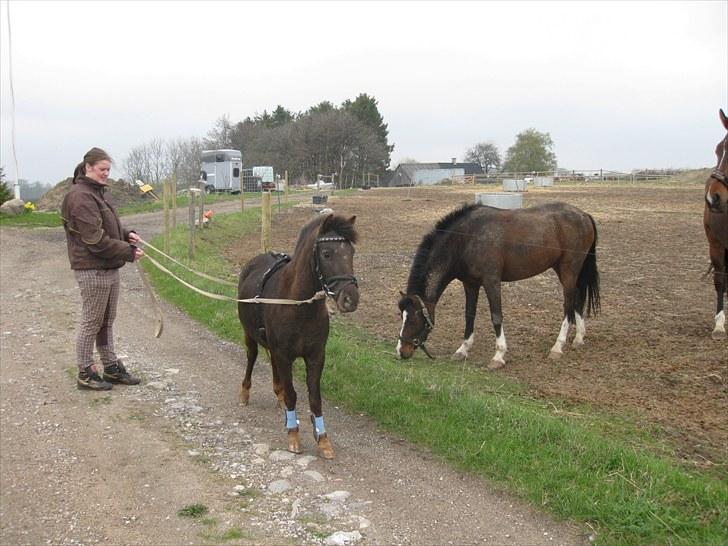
0, 207, 588, 545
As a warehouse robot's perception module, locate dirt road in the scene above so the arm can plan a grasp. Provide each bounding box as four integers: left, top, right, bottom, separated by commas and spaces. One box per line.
0, 209, 587, 545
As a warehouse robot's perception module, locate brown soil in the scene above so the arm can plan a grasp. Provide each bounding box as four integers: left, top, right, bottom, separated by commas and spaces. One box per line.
233, 183, 727, 469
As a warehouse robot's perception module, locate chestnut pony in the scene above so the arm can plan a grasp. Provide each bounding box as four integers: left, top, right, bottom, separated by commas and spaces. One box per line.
237, 213, 358, 458
397, 202, 600, 368
704, 109, 728, 339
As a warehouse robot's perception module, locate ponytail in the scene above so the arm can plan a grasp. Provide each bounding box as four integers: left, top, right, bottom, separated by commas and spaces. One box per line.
73, 162, 85, 181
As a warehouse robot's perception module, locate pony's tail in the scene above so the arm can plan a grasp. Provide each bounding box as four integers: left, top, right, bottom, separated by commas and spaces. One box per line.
575, 215, 601, 318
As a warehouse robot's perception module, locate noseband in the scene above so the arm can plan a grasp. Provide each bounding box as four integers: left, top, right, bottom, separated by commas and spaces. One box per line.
313, 236, 358, 297
399, 295, 435, 359
707, 167, 728, 214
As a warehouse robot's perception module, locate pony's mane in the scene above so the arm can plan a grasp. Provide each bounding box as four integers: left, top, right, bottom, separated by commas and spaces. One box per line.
292, 214, 359, 257
406, 203, 480, 294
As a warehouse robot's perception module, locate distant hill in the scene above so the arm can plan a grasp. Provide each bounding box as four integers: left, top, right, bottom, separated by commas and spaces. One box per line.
36, 178, 153, 212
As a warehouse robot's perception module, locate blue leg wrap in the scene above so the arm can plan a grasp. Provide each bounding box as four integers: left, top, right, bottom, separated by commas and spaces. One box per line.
285, 409, 298, 429
314, 415, 325, 436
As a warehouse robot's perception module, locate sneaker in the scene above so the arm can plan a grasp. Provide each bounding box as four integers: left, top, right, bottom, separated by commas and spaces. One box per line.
103, 361, 140, 385
77, 366, 113, 391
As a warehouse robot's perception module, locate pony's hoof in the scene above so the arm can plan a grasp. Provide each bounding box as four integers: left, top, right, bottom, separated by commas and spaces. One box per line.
287, 428, 303, 454
488, 358, 505, 370
317, 434, 335, 459
548, 350, 563, 360
572, 339, 585, 349
239, 388, 250, 406
712, 329, 726, 340
452, 351, 467, 361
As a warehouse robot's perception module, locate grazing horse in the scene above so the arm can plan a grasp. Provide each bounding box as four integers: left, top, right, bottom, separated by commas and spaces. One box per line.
397, 202, 600, 368
237, 214, 359, 458
703, 108, 728, 339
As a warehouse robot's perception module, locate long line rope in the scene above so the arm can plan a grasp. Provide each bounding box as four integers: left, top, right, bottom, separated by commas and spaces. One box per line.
139, 241, 327, 306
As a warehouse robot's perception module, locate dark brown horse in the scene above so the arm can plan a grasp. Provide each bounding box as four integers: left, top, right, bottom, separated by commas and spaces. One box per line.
703, 108, 728, 339
238, 213, 359, 458
397, 202, 600, 368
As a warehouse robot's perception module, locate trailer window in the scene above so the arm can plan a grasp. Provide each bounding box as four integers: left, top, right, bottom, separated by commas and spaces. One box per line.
233, 168, 240, 177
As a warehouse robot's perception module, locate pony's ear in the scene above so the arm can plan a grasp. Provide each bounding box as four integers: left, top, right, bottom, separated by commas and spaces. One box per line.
348, 215, 357, 225
720, 108, 728, 131
320, 213, 334, 233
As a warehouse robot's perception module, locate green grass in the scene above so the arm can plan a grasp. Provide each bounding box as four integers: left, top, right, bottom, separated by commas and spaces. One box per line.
177, 503, 209, 518
146, 209, 728, 546
0, 211, 62, 227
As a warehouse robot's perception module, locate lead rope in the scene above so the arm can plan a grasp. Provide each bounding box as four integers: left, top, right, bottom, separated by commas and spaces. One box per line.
142, 252, 327, 305
139, 237, 237, 287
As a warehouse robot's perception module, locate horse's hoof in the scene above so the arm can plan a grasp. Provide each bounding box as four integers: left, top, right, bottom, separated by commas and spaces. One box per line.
712, 329, 726, 340
239, 388, 250, 406
548, 350, 563, 360
572, 339, 585, 349
452, 351, 466, 361
287, 428, 303, 454
488, 358, 506, 370
317, 434, 335, 459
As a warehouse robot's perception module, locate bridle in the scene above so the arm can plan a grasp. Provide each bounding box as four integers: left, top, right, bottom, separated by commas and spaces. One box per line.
313, 236, 358, 298
710, 168, 728, 190
399, 294, 435, 359
706, 136, 728, 213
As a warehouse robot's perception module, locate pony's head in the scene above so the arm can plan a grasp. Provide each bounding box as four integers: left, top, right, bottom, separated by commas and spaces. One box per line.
396, 292, 435, 359
705, 108, 728, 213
298, 213, 359, 313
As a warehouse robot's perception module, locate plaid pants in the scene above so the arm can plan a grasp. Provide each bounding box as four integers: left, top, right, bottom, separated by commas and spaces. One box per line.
74, 269, 120, 370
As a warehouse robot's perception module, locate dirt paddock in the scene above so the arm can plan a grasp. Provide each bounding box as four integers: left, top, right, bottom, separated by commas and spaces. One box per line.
231, 183, 727, 468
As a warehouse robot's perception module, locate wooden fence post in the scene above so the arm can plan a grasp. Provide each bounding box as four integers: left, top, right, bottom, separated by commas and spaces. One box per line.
240, 172, 245, 216
172, 173, 177, 229
284, 170, 289, 205
188, 188, 197, 259
198, 179, 206, 229
163, 178, 170, 254
261, 191, 272, 253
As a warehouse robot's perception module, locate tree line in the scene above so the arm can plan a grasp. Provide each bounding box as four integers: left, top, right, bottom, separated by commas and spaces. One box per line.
123, 93, 393, 188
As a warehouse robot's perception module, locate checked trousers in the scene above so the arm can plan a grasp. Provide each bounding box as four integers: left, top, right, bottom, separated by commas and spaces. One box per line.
74, 269, 121, 370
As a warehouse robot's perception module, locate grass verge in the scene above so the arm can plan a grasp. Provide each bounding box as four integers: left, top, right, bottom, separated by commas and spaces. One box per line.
144, 209, 727, 546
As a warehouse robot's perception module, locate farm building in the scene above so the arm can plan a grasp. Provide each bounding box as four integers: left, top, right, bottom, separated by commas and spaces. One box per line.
384, 160, 483, 187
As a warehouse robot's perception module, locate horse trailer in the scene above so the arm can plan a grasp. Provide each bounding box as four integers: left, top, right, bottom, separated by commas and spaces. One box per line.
200, 149, 242, 193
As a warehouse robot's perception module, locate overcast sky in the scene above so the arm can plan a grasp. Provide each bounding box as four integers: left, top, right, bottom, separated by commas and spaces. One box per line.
1, 0, 726, 185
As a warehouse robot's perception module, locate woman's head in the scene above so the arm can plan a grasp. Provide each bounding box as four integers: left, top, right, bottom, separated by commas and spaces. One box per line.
74, 147, 112, 184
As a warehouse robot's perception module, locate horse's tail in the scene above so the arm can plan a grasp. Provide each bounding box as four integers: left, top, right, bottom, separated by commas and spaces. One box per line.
575, 215, 601, 318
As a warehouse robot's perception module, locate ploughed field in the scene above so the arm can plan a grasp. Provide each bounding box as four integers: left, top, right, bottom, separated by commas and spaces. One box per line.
229, 182, 727, 468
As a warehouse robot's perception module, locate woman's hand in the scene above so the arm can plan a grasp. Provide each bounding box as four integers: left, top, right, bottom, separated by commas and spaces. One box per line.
128, 232, 141, 244
133, 247, 145, 261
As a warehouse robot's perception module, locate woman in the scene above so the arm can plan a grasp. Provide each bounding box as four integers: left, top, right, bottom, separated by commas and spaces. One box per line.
61, 147, 144, 390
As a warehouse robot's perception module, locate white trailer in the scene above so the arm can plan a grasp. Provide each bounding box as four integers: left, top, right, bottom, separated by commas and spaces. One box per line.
200, 149, 242, 193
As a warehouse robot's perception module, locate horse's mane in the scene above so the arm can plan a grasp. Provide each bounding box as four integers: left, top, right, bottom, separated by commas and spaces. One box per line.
406, 203, 480, 295
292, 214, 359, 258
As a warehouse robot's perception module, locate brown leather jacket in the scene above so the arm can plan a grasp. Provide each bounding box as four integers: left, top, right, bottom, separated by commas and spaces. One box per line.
61, 176, 136, 270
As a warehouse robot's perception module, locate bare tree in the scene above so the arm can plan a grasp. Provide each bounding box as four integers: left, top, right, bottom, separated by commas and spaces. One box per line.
465, 142, 501, 174
123, 144, 151, 183
205, 115, 234, 149
148, 138, 167, 185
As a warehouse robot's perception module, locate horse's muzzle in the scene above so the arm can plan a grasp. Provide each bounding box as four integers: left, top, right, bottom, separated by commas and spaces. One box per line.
335, 284, 359, 313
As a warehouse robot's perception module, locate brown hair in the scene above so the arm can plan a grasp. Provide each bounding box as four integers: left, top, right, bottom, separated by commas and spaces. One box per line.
73, 147, 112, 180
